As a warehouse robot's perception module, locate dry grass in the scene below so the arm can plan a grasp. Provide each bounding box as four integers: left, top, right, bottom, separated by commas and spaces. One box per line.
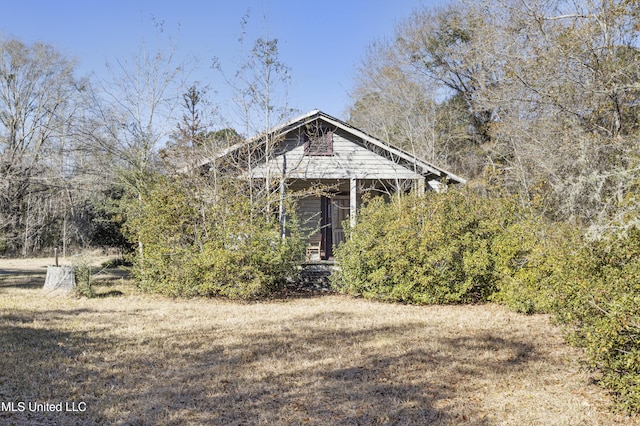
0, 258, 638, 425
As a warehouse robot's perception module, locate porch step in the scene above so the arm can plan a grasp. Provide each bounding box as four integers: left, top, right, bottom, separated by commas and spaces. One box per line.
289, 263, 336, 292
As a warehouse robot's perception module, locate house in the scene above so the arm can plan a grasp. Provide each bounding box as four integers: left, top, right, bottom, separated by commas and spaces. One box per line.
198, 110, 465, 261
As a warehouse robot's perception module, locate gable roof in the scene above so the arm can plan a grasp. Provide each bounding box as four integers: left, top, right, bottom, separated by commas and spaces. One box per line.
197, 110, 466, 184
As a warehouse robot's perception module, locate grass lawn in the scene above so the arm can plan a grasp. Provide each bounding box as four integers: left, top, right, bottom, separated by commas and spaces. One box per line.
0, 257, 637, 425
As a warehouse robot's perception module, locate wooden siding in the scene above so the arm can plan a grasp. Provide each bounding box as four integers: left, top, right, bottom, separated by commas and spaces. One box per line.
250, 130, 424, 180
297, 196, 322, 237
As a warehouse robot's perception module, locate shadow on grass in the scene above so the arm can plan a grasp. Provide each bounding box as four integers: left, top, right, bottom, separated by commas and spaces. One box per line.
0, 305, 543, 425
442, 334, 536, 368
0, 270, 47, 289
95, 290, 125, 298
0, 320, 101, 425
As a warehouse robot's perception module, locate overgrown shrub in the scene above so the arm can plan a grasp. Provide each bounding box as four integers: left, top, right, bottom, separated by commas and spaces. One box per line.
333, 189, 517, 304
490, 218, 576, 313
72, 255, 95, 298
552, 230, 640, 413
127, 175, 305, 299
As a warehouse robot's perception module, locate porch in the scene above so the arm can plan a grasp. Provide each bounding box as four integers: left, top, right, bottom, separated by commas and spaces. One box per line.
291, 178, 423, 261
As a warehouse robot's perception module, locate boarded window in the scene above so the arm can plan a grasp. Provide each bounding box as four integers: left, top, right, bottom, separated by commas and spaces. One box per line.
304, 127, 334, 156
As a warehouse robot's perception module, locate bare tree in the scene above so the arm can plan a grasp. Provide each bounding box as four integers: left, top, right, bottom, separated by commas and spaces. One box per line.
0, 38, 79, 255
217, 11, 294, 235
78, 24, 189, 259
478, 0, 640, 223
349, 39, 440, 163
349, 0, 640, 230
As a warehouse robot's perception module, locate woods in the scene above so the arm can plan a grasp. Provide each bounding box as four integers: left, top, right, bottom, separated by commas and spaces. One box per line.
0, 26, 190, 258
350, 0, 640, 232
0, 39, 81, 255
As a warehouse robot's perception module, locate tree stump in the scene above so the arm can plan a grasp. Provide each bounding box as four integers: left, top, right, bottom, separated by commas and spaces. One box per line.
42, 265, 76, 295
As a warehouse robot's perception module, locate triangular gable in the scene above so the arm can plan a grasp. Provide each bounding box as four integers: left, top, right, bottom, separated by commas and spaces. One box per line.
197, 110, 466, 184
250, 128, 425, 180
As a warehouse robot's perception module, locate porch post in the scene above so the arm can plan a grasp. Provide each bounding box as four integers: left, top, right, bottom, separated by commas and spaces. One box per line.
417, 177, 426, 194
350, 177, 357, 228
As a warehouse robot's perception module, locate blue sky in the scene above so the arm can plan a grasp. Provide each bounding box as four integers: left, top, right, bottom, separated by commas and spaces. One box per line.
1, 0, 445, 130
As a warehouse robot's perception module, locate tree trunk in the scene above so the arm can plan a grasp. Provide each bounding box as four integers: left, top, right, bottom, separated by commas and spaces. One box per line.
42, 265, 76, 295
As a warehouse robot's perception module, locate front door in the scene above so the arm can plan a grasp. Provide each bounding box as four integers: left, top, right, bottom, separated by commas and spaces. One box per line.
320, 196, 333, 259
318, 196, 350, 260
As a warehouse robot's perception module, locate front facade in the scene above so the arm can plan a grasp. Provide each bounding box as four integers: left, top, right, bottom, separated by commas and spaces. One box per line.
206, 110, 465, 260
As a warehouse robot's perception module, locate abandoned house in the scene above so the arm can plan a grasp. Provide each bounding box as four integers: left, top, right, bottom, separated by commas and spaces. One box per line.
197, 110, 465, 261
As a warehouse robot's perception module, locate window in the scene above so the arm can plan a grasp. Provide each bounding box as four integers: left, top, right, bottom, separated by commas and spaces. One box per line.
304, 126, 334, 156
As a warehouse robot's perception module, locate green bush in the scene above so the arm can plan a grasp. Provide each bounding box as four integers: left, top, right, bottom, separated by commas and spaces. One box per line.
71, 255, 95, 298
333, 189, 516, 304
127, 175, 305, 299
490, 218, 576, 314
552, 230, 640, 413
